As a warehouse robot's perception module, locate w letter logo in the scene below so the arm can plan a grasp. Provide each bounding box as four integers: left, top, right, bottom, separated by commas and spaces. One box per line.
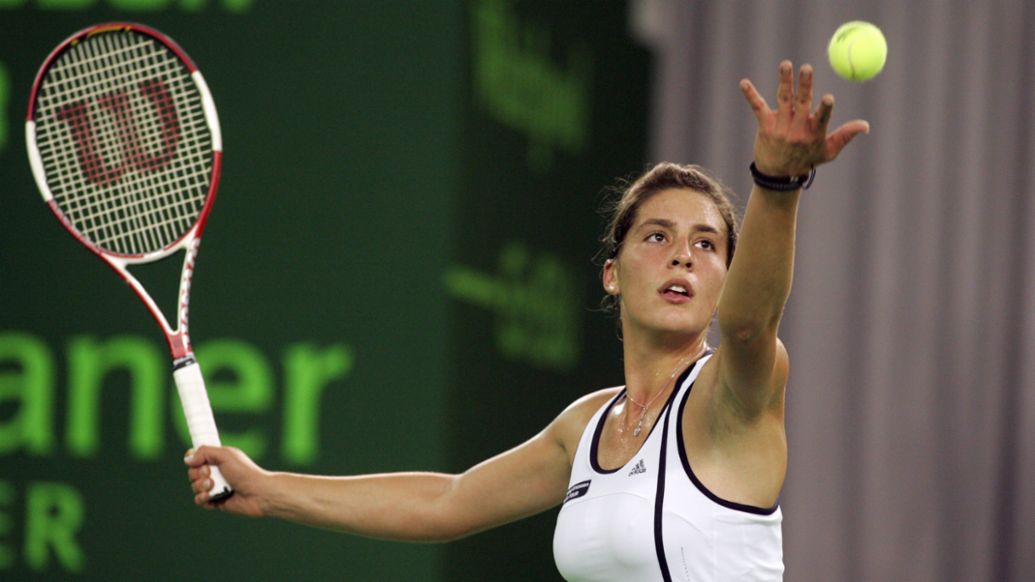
57, 78, 181, 187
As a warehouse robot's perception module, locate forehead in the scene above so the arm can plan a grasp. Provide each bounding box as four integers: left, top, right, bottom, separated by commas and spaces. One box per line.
632, 188, 726, 232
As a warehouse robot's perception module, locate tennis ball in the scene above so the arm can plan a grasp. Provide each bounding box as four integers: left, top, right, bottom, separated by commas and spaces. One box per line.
827, 21, 887, 82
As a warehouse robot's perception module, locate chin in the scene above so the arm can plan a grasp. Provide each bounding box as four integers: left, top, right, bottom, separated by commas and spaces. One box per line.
622, 306, 711, 341
645, 318, 709, 341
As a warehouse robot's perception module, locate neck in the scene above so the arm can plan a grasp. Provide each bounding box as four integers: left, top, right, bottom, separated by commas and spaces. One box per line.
621, 331, 709, 403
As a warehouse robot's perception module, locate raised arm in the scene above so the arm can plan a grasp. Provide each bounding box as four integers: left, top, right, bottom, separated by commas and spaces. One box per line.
716, 61, 869, 414
185, 392, 604, 542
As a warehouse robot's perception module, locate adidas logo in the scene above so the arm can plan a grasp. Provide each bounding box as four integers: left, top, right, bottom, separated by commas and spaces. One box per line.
628, 459, 646, 476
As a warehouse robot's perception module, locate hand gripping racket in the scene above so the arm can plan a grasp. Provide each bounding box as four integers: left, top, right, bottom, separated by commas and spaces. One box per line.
26, 23, 232, 501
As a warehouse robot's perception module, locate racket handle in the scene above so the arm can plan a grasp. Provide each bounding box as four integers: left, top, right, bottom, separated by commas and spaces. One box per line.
174, 360, 234, 502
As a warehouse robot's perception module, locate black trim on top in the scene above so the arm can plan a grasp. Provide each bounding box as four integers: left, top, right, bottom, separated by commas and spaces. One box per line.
675, 376, 780, 516
589, 388, 669, 475
651, 357, 705, 582
653, 384, 675, 582
589, 391, 624, 474
590, 351, 712, 475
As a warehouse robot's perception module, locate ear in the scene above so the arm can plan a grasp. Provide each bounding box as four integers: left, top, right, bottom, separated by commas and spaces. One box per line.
603, 258, 620, 295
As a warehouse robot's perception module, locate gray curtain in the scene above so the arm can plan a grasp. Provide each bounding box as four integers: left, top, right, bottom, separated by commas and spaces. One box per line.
633, 1, 1035, 580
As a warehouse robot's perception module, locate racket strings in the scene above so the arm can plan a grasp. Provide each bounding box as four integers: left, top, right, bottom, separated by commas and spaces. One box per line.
73, 35, 208, 253
34, 29, 214, 256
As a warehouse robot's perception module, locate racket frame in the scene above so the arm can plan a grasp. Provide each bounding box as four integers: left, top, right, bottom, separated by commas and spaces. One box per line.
26, 22, 232, 501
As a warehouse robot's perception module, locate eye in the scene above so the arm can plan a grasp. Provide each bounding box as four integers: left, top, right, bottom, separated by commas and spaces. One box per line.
695, 239, 716, 251
645, 231, 667, 243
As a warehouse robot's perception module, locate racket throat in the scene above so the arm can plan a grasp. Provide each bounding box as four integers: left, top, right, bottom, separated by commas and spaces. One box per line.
168, 332, 194, 362
169, 239, 202, 360
113, 240, 201, 361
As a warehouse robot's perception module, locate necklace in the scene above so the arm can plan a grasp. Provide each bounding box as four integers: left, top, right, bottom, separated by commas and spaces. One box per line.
623, 350, 704, 437
624, 386, 668, 437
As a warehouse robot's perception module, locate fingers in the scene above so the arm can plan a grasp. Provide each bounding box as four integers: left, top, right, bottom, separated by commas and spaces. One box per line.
755, 61, 814, 128
795, 64, 814, 122
748, 59, 869, 168
189, 464, 211, 492
813, 94, 834, 135
187, 464, 209, 482
776, 60, 794, 117
192, 475, 215, 507
825, 119, 871, 159
185, 446, 222, 507
742, 62, 816, 123
739, 78, 769, 123
195, 490, 212, 507
184, 447, 203, 467
184, 445, 223, 467
192, 477, 212, 496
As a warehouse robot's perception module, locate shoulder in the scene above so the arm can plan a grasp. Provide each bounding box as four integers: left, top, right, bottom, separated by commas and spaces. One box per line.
550, 387, 622, 464
558, 387, 622, 425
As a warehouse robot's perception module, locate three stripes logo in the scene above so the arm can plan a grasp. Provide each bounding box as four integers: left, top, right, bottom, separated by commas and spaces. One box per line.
628, 459, 646, 476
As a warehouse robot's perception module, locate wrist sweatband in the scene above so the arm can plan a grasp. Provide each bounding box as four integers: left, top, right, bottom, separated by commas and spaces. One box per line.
749, 162, 816, 191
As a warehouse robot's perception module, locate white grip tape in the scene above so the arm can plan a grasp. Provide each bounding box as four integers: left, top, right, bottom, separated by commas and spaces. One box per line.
173, 361, 233, 499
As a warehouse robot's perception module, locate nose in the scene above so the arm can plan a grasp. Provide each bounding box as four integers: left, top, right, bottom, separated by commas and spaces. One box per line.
670, 244, 693, 269
670, 248, 695, 269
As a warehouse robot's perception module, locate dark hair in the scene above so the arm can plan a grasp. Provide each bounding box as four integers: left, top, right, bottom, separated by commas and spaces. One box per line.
598, 162, 740, 313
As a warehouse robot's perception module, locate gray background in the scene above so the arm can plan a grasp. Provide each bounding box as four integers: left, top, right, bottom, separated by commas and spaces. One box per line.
637, 0, 1035, 580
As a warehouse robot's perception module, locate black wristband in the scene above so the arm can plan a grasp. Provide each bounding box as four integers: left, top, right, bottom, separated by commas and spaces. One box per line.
749, 162, 816, 191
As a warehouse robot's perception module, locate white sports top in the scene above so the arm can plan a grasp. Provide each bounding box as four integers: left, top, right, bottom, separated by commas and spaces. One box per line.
553, 354, 784, 581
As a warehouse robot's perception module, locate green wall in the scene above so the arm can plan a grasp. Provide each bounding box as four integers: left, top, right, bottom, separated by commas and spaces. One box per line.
0, 1, 648, 579
445, 2, 648, 579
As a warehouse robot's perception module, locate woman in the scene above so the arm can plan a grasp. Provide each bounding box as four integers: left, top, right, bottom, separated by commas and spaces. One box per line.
186, 61, 868, 580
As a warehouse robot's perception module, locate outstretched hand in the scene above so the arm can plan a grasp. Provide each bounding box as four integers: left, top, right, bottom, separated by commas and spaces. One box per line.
741, 60, 870, 177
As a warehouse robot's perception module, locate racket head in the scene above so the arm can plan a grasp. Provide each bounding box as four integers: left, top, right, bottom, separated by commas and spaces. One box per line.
26, 22, 222, 260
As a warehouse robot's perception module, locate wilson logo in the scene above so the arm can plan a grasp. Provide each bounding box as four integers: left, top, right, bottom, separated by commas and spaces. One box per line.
55, 78, 181, 186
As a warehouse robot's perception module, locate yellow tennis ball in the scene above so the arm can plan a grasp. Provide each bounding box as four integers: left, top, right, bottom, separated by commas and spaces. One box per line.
828, 21, 887, 82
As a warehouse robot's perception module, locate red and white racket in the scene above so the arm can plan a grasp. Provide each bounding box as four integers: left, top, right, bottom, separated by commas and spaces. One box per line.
27, 23, 232, 501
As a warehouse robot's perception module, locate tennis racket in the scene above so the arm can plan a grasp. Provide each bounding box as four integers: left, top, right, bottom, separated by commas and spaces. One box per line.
26, 22, 232, 501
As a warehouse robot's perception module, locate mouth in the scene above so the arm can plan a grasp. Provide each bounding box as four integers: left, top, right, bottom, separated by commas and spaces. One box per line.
658, 279, 694, 302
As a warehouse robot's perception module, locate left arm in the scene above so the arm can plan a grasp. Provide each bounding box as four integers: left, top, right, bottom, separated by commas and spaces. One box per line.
716, 61, 869, 415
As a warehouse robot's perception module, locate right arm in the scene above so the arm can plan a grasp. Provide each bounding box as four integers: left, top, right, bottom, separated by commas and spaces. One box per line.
185, 391, 609, 542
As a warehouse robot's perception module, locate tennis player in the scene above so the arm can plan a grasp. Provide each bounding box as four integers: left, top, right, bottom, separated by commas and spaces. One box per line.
186, 60, 867, 581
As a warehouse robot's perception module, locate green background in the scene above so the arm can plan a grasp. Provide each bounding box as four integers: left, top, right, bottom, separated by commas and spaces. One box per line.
0, 1, 648, 579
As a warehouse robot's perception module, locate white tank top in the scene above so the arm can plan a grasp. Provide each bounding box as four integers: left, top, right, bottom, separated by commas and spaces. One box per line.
553, 354, 784, 581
